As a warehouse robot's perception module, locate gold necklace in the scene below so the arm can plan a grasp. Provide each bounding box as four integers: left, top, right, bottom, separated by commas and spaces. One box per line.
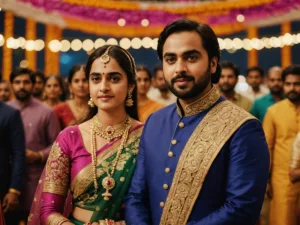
92, 116, 131, 142
90, 116, 131, 201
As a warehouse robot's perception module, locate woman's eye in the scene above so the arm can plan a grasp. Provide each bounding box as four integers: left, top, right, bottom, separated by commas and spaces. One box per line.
91, 77, 100, 82
111, 76, 120, 82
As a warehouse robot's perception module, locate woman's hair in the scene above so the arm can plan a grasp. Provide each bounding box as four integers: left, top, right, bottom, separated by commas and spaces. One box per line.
44, 75, 66, 101
85, 45, 139, 121
68, 64, 85, 84
136, 65, 152, 79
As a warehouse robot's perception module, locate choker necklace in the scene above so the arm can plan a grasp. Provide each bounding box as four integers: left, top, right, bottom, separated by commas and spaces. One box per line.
92, 116, 131, 142
90, 116, 131, 201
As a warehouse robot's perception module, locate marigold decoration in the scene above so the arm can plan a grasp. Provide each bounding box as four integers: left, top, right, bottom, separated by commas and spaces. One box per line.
281, 22, 291, 68
25, 19, 37, 70
2, 12, 14, 81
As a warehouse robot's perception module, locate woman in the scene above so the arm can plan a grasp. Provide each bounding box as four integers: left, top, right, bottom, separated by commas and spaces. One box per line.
136, 65, 163, 122
54, 65, 90, 129
28, 45, 143, 225
43, 75, 65, 108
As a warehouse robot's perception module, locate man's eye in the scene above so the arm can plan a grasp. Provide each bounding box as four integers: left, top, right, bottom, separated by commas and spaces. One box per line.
166, 58, 175, 64
188, 55, 197, 61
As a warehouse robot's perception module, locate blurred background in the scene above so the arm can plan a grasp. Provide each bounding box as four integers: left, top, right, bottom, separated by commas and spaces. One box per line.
0, 0, 300, 79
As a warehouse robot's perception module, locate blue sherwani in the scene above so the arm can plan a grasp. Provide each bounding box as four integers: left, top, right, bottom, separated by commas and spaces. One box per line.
125, 94, 270, 225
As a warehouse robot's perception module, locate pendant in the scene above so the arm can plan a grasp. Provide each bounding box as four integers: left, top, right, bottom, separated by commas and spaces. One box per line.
102, 175, 116, 201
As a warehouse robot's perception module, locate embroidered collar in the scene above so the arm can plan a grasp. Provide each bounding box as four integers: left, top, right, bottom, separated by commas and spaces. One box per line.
177, 85, 220, 117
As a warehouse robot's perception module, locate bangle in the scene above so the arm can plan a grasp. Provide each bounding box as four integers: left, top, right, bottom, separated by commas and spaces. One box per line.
8, 188, 21, 196
38, 151, 45, 163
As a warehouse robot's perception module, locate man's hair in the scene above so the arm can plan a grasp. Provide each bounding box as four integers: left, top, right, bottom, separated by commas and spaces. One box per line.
153, 64, 163, 78
10, 67, 36, 84
157, 18, 221, 83
245, 66, 265, 77
220, 61, 240, 78
282, 65, 300, 82
35, 70, 46, 84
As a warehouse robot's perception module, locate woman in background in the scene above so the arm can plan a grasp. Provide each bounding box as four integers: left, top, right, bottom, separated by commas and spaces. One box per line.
136, 65, 163, 122
43, 75, 65, 109
54, 65, 89, 129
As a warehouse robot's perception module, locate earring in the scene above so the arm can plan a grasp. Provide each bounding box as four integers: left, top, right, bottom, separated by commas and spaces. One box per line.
125, 91, 134, 107
88, 96, 95, 107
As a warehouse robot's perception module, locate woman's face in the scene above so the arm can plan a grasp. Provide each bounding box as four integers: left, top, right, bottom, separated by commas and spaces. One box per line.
136, 70, 151, 96
89, 56, 133, 112
44, 77, 62, 100
69, 69, 89, 99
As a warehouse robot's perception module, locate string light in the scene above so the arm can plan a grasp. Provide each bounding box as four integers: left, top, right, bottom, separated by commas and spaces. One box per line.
1, 32, 300, 52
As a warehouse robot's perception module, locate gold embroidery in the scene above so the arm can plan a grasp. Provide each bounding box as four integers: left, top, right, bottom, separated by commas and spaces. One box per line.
177, 85, 220, 117
71, 127, 143, 199
160, 101, 256, 225
46, 213, 69, 225
44, 142, 70, 196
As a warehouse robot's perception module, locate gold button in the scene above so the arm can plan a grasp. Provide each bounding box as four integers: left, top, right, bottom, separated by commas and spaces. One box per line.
171, 139, 177, 145
120, 177, 125, 182
160, 202, 165, 207
168, 152, 174, 157
165, 168, 170, 173
163, 184, 169, 190
179, 122, 185, 128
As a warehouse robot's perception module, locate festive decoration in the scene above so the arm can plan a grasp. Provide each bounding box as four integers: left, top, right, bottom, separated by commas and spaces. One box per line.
281, 22, 291, 68
2, 12, 14, 81
25, 19, 37, 70
61, 0, 276, 14
17, 0, 300, 37
247, 27, 258, 67
45, 25, 62, 75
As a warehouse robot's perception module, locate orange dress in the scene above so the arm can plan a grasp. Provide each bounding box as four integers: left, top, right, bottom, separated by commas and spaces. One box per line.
138, 100, 164, 123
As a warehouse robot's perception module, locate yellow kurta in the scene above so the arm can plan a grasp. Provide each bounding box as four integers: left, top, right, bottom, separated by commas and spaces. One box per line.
138, 100, 164, 123
263, 99, 300, 225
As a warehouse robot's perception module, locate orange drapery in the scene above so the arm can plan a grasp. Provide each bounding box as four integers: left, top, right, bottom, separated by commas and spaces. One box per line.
281, 22, 292, 69
25, 19, 37, 70
247, 27, 258, 67
45, 25, 62, 76
2, 12, 14, 81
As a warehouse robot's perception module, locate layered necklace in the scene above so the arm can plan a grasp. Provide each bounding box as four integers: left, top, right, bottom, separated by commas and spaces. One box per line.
90, 115, 131, 201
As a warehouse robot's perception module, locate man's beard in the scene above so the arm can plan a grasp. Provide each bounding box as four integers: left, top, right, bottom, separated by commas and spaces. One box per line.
165, 67, 211, 100
219, 83, 235, 94
15, 90, 31, 101
286, 91, 300, 102
33, 89, 43, 97
270, 86, 282, 95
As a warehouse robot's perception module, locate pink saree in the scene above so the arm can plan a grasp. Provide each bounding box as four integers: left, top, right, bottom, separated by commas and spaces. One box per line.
28, 123, 143, 225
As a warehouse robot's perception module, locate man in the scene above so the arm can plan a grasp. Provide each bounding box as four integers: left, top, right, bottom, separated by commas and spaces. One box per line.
0, 75, 25, 225
241, 66, 269, 101
147, 64, 176, 105
263, 65, 300, 225
250, 66, 283, 122
8, 68, 60, 222
219, 61, 252, 111
125, 19, 270, 225
32, 70, 45, 101
0, 79, 11, 102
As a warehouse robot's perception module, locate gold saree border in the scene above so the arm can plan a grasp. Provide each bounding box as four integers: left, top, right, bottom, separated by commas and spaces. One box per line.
160, 101, 256, 225
71, 126, 143, 199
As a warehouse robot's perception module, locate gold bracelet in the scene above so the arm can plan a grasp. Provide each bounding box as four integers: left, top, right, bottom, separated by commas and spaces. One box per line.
38, 151, 45, 163
8, 188, 21, 196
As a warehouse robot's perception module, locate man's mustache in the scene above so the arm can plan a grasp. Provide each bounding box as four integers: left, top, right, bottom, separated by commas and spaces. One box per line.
171, 74, 194, 84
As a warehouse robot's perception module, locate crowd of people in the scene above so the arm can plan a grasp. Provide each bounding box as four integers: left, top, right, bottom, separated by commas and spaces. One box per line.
0, 18, 299, 225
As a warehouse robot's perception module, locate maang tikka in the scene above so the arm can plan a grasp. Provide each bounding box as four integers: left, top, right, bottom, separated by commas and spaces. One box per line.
100, 46, 113, 68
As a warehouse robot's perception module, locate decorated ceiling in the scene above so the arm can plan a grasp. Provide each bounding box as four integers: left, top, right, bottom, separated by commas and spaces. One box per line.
1, 0, 300, 37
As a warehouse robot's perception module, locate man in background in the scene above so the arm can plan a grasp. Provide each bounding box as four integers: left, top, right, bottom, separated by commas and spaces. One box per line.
32, 70, 45, 101
251, 66, 283, 122
147, 64, 176, 105
0, 79, 11, 102
241, 66, 269, 101
8, 67, 60, 223
219, 61, 252, 111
